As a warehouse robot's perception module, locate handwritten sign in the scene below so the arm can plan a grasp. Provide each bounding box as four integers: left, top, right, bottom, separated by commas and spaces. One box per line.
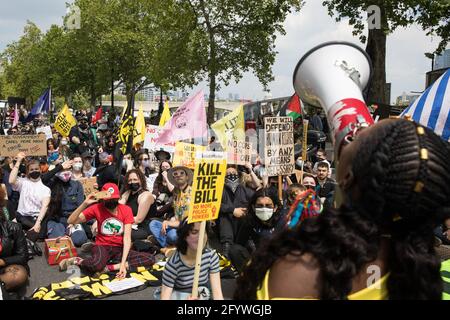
143, 125, 175, 152
173, 142, 205, 169
188, 152, 227, 223
0, 135, 47, 157
264, 117, 295, 177
226, 139, 251, 165
36, 126, 53, 140
79, 177, 97, 198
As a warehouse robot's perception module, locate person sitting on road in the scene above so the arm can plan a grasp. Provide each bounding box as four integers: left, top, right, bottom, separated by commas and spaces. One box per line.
45, 168, 88, 247
58, 183, 155, 277
8, 153, 51, 241
0, 187, 29, 297
119, 169, 156, 241
158, 219, 224, 300
149, 166, 193, 254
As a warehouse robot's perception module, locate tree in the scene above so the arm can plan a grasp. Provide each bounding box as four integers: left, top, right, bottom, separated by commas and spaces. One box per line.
323, 0, 450, 104
1, 22, 46, 105
184, 0, 303, 124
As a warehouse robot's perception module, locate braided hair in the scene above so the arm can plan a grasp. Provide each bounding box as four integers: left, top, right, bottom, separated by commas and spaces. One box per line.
234, 119, 450, 300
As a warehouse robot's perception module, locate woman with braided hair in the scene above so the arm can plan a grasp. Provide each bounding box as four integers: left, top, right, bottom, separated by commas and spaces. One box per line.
234, 118, 450, 300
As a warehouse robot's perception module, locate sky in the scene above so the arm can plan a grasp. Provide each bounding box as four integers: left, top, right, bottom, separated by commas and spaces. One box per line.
0, 0, 446, 104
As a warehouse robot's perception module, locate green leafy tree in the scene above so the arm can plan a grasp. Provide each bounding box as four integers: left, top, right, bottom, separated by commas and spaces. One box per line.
323, 0, 450, 104
183, 0, 303, 123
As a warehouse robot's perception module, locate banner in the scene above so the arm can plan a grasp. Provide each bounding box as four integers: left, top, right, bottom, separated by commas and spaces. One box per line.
0, 135, 47, 157
79, 177, 98, 198
155, 90, 207, 145
143, 125, 176, 152
36, 126, 53, 140
188, 151, 227, 223
211, 105, 245, 149
172, 142, 206, 169
133, 105, 146, 146
54, 105, 77, 137
226, 139, 251, 165
264, 117, 295, 177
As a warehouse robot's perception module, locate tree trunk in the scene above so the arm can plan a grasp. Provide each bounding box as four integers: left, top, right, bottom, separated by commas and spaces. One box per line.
365, 6, 387, 105
207, 72, 216, 124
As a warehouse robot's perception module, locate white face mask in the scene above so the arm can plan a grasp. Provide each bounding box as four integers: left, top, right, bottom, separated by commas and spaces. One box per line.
255, 208, 274, 222
61, 140, 68, 146
73, 163, 83, 172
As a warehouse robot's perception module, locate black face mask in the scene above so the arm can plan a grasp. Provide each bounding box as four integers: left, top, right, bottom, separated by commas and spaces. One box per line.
129, 183, 140, 192
225, 174, 239, 182
79, 124, 88, 130
29, 171, 41, 180
104, 200, 118, 210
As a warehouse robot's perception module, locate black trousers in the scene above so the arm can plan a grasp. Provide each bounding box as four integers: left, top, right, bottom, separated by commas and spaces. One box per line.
15, 213, 47, 241
131, 224, 150, 241
219, 213, 243, 245
229, 244, 251, 273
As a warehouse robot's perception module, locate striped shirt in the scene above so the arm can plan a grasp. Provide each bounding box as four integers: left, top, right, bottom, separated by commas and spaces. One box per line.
162, 248, 220, 291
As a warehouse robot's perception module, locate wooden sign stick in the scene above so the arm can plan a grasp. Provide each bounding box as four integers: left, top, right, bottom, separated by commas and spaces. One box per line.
191, 220, 207, 299
278, 175, 283, 202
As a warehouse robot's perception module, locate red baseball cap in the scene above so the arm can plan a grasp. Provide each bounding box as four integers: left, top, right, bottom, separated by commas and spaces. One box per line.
101, 183, 120, 200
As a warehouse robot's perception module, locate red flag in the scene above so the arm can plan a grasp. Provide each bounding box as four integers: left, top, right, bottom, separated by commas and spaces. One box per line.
92, 106, 103, 124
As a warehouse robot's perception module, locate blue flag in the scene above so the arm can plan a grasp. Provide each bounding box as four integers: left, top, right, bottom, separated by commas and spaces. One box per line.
25, 88, 51, 122
401, 69, 450, 141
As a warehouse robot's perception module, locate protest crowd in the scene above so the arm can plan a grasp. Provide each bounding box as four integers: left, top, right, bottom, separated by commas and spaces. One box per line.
0, 51, 450, 301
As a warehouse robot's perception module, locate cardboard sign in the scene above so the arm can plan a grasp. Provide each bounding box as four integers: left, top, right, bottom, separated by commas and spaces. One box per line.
302, 119, 309, 161
172, 142, 206, 169
36, 126, 53, 140
146, 173, 158, 193
188, 152, 227, 223
0, 135, 47, 157
79, 177, 97, 198
143, 125, 175, 152
264, 117, 295, 177
54, 105, 77, 137
226, 139, 251, 165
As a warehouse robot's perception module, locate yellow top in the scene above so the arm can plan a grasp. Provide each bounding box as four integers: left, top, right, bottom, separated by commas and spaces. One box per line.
256, 269, 389, 300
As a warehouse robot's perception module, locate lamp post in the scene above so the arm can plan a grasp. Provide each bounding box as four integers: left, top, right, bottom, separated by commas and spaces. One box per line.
425, 52, 435, 71
158, 87, 164, 115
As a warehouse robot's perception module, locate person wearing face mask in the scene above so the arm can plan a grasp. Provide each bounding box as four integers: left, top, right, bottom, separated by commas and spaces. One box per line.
158, 219, 223, 300
93, 152, 120, 190
69, 116, 97, 155
58, 137, 73, 162
59, 183, 155, 277
228, 188, 285, 272
152, 160, 175, 219
70, 154, 85, 181
119, 169, 156, 241
218, 166, 255, 258
45, 169, 88, 246
81, 152, 96, 178
8, 152, 51, 240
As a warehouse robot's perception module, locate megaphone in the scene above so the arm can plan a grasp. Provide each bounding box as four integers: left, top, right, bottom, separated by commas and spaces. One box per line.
293, 41, 374, 156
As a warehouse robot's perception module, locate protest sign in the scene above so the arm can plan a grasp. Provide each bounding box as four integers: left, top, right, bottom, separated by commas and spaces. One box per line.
146, 173, 158, 193
172, 142, 206, 169
143, 125, 176, 152
54, 105, 77, 137
0, 135, 47, 157
226, 139, 251, 165
264, 117, 295, 177
79, 177, 97, 197
187, 151, 227, 224
36, 126, 53, 140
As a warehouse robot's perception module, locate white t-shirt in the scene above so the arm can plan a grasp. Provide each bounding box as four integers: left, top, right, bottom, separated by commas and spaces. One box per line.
13, 178, 51, 217
83, 167, 97, 178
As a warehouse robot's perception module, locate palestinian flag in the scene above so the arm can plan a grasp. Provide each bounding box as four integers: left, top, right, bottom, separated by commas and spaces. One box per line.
279, 93, 302, 120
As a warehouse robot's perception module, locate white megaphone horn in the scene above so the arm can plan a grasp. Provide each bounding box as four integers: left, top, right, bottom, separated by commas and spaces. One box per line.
293, 41, 374, 157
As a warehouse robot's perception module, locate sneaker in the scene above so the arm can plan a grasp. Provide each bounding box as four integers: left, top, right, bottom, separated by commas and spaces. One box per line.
59, 257, 82, 272
80, 241, 94, 255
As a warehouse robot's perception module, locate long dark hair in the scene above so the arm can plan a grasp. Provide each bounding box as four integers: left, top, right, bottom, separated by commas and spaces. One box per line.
46, 178, 66, 219
246, 188, 281, 228
234, 119, 450, 300
123, 169, 148, 193
0, 186, 6, 223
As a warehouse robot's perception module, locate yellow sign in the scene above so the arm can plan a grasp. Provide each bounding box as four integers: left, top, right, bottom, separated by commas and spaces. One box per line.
54, 105, 77, 137
188, 152, 227, 223
172, 142, 206, 169
211, 105, 245, 149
